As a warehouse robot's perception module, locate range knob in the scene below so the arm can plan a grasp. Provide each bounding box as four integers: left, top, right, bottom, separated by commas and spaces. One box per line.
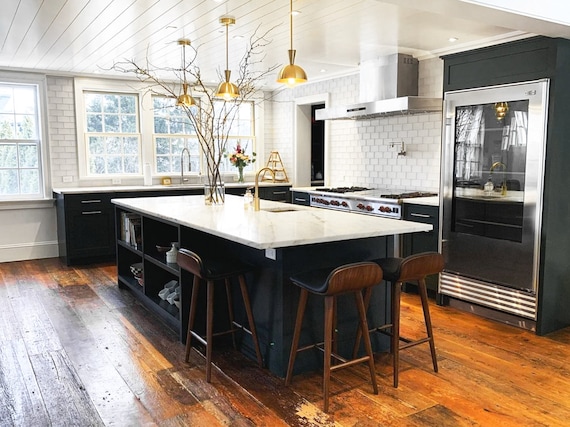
341, 201, 348, 207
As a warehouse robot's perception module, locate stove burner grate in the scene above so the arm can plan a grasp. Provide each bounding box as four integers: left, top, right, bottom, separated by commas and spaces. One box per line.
380, 191, 438, 199
315, 186, 371, 193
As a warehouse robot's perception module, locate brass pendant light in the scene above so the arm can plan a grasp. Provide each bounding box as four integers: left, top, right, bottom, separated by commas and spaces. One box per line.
494, 102, 509, 121
215, 16, 240, 101
277, 0, 307, 87
176, 39, 196, 107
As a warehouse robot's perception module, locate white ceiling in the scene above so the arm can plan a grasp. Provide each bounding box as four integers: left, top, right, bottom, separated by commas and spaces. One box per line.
2, 0, 570, 89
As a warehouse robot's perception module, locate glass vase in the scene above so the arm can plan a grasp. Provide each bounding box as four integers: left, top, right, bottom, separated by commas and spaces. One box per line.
204, 183, 225, 205
237, 166, 245, 183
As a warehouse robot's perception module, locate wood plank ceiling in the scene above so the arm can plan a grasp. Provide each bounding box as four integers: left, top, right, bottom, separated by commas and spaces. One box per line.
1, 0, 569, 88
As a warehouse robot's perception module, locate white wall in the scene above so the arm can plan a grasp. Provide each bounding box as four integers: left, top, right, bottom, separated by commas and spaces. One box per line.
267, 57, 444, 191
1, 56, 444, 262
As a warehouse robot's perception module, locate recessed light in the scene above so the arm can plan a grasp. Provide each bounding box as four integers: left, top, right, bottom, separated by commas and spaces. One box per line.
233, 35, 244, 40
291, 10, 301, 16
448, 37, 458, 43
320, 69, 326, 73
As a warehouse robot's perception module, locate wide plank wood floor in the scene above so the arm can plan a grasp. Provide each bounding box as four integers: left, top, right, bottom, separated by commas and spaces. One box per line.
1, 258, 570, 426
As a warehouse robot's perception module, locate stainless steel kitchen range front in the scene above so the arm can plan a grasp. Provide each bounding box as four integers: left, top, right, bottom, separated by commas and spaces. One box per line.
307, 187, 437, 219
439, 79, 549, 330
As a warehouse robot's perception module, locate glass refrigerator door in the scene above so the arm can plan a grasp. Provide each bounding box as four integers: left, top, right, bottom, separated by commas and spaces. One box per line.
440, 79, 549, 293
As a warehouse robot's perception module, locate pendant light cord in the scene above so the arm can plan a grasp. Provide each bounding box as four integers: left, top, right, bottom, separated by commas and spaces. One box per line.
289, 0, 293, 51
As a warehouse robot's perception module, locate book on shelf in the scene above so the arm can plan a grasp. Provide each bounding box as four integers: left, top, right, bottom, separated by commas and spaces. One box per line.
120, 212, 142, 249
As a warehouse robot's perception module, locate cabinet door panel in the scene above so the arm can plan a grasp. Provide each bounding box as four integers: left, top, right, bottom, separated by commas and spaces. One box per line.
67, 208, 115, 256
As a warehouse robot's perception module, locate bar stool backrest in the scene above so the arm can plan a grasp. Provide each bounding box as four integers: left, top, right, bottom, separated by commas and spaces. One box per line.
326, 262, 383, 295
399, 252, 444, 282
177, 248, 205, 278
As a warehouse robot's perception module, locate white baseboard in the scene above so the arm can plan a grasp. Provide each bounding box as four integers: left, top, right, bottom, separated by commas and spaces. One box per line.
0, 241, 59, 263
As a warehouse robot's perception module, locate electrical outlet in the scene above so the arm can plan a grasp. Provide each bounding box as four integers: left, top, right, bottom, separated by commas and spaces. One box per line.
265, 248, 276, 260
62, 176, 73, 183
112, 178, 121, 184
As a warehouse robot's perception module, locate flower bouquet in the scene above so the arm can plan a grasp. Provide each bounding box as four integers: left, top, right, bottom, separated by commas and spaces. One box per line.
226, 143, 256, 183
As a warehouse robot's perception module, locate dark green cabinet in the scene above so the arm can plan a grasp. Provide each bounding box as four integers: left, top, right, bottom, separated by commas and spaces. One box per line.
291, 190, 310, 206
402, 203, 439, 292
55, 184, 291, 265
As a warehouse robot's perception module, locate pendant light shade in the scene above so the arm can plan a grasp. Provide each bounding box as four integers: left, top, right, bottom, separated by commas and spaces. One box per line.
176, 39, 196, 107
215, 16, 240, 100
277, 0, 307, 87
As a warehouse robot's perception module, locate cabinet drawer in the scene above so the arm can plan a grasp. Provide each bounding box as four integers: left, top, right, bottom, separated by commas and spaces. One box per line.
291, 191, 310, 206
65, 193, 113, 211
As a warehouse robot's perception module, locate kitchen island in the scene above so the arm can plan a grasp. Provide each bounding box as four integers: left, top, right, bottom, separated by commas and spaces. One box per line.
112, 194, 432, 377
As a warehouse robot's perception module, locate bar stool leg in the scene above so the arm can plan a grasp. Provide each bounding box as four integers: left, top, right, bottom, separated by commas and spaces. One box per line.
206, 280, 215, 382
285, 289, 308, 386
185, 276, 201, 362
224, 278, 237, 350
323, 295, 334, 413
418, 278, 438, 373
392, 281, 402, 388
354, 289, 378, 395
351, 287, 374, 359
237, 274, 263, 368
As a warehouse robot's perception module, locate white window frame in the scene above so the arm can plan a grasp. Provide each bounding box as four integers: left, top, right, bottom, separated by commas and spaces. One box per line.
75, 77, 265, 182
75, 78, 151, 180
0, 71, 50, 202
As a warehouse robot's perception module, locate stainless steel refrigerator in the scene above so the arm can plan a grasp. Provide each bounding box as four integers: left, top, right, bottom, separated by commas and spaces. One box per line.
439, 79, 549, 328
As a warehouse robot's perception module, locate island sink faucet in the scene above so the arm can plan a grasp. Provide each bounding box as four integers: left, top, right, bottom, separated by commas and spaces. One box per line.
254, 167, 275, 211
490, 161, 507, 195
180, 147, 191, 184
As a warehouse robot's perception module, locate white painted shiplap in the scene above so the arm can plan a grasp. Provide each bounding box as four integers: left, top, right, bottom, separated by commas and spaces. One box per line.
1, 0, 559, 88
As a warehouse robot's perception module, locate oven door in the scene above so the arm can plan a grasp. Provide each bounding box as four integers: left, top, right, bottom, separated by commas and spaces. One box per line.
440, 79, 549, 297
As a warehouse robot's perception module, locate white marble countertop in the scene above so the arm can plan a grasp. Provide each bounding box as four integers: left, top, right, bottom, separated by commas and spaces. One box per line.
53, 182, 289, 195
112, 194, 432, 250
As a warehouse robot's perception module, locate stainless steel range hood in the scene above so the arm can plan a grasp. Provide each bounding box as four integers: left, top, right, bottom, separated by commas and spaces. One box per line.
315, 54, 442, 120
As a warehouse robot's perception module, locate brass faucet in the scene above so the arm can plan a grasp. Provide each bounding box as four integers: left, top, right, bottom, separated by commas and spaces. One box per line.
490, 161, 507, 195
254, 167, 275, 211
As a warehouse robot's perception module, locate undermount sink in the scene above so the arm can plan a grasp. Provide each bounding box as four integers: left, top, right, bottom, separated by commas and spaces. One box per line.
262, 207, 300, 213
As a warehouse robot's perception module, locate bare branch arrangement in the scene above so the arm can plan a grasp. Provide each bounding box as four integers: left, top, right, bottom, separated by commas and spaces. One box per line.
112, 25, 279, 203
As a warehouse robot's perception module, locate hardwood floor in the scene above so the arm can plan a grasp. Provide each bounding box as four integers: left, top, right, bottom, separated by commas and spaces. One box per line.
1, 258, 570, 426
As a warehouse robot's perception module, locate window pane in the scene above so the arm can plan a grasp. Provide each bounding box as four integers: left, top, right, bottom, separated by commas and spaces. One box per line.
106, 137, 121, 154
85, 94, 102, 112
90, 156, 106, 174
156, 156, 171, 173
19, 169, 39, 194
103, 95, 119, 113
18, 144, 38, 168
16, 115, 37, 139
124, 156, 139, 173
89, 136, 104, 154
120, 95, 136, 114
156, 138, 169, 155
121, 115, 136, 133
0, 169, 19, 195
0, 115, 15, 138
14, 87, 36, 114
104, 114, 119, 132
154, 117, 168, 133
107, 156, 123, 173
0, 87, 14, 113
123, 137, 139, 154
87, 113, 102, 132
0, 143, 18, 167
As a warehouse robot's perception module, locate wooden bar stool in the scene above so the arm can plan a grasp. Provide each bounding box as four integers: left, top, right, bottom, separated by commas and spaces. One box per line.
285, 262, 383, 412
353, 251, 443, 387
177, 248, 263, 382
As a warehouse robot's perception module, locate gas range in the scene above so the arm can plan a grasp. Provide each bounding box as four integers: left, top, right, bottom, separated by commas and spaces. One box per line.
307, 187, 437, 219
